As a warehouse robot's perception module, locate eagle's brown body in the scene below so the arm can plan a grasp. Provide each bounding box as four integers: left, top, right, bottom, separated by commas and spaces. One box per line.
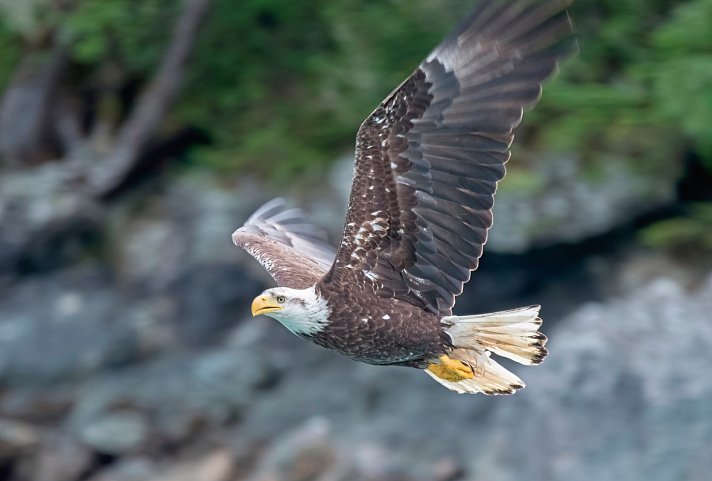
310, 284, 447, 367
233, 0, 575, 394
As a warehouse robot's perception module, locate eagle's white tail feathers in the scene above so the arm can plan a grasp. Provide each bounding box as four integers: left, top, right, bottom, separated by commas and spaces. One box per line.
444, 305, 547, 365
428, 305, 547, 395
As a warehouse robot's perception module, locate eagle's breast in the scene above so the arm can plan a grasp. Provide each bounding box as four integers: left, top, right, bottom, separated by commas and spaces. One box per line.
309, 281, 446, 366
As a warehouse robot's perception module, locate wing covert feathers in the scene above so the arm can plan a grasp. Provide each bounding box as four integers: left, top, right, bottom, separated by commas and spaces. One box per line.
324, 0, 576, 316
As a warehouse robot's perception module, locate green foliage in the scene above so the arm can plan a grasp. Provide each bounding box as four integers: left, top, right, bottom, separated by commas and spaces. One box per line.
63, 0, 176, 73
0, 0, 177, 109
178, 0, 470, 176
649, 0, 712, 168
0, 0, 65, 41
640, 203, 712, 256
177, 0, 343, 174
0, 0, 711, 182
531, 0, 712, 178
0, 20, 21, 90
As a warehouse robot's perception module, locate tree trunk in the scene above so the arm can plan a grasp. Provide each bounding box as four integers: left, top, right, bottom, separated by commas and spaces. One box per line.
0, 45, 68, 166
88, 0, 212, 196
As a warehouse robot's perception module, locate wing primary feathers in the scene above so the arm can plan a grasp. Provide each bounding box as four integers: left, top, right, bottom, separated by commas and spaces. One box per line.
321, 0, 575, 316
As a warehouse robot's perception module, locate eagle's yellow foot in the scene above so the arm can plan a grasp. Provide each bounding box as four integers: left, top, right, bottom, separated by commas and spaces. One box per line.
427, 355, 474, 382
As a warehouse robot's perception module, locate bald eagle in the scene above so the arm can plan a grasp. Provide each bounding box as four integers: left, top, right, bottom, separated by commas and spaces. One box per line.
233, 0, 575, 394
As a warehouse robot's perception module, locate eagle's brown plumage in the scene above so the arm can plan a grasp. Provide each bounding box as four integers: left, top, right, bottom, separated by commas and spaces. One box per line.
233, 0, 575, 394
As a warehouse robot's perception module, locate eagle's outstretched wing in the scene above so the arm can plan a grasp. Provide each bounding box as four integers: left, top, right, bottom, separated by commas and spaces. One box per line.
323, 0, 576, 316
233, 198, 335, 289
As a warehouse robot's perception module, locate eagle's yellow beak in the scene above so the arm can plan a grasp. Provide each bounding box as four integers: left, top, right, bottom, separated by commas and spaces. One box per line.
251, 295, 284, 316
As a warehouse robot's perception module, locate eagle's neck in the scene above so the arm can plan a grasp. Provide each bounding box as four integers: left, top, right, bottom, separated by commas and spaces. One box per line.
273, 286, 331, 336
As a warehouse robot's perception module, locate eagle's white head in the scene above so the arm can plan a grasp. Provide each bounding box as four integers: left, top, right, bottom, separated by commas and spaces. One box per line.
251, 286, 330, 335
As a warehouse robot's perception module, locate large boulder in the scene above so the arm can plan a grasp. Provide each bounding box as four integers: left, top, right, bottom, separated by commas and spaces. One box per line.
0, 174, 276, 384
0, 163, 102, 275
0, 265, 139, 384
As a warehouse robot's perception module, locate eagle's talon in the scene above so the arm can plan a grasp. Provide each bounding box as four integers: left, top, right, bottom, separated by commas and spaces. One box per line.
427, 355, 475, 382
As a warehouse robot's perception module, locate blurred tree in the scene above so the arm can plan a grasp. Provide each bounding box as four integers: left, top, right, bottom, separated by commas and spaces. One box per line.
0, 0, 211, 195
0, 0, 70, 164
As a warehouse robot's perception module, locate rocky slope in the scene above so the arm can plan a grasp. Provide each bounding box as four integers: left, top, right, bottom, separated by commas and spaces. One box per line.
3, 270, 710, 481
0, 160, 707, 481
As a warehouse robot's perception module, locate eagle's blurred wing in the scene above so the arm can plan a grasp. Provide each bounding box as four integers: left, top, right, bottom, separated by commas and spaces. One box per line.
233, 198, 336, 289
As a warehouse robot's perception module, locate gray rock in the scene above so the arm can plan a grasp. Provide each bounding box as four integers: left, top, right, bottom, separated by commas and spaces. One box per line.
0, 47, 67, 165
0, 266, 139, 384
0, 418, 41, 457
82, 449, 232, 481
146, 450, 233, 481
0, 163, 102, 274
86, 452, 233, 481
86, 457, 158, 481
78, 410, 149, 455
34, 435, 94, 481
110, 175, 276, 343
0, 266, 144, 384
243, 417, 344, 481
0, 384, 75, 423
68, 319, 279, 450
0, 175, 280, 384
487, 154, 677, 252
29, 239, 705, 481
112, 175, 267, 289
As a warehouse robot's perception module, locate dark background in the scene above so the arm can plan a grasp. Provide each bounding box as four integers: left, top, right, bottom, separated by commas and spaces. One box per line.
0, 1, 711, 480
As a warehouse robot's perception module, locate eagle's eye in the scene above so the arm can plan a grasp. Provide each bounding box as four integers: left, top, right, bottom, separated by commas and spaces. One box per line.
276, 295, 286, 303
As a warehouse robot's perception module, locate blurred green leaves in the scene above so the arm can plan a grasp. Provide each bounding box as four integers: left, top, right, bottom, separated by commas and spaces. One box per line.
0, 21, 20, 89
0, 0, 65, 42
530, 0, 711, 180
63, 0, 174, 72
177, 0, 469, 175
650, 0, 712, 168
641, 203, 712, 256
